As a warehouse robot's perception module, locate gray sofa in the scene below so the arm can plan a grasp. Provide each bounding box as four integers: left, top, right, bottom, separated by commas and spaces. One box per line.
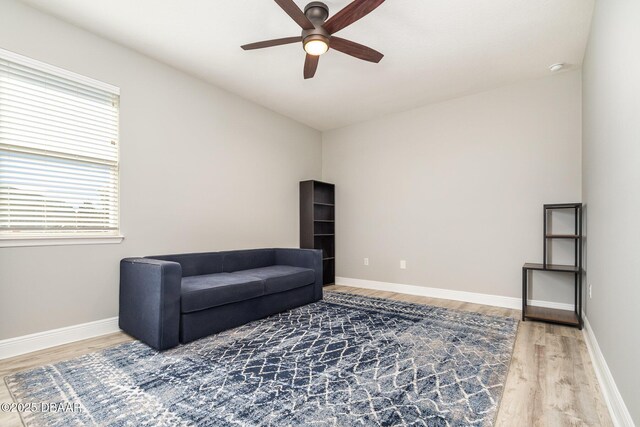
119, 248, 323, 350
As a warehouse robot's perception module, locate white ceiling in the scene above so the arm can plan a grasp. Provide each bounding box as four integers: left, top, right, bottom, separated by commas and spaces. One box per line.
21, 0, 594, 131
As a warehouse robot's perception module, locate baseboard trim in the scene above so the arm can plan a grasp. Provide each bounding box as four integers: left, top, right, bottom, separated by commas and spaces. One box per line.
0, 317, 120, 360
582, 317, 635, 427
528, 299, 575, 311
335, 276, 574, 311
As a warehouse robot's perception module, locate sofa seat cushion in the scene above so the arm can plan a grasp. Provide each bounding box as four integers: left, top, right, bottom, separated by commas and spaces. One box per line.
181, 273, 264, 313
235, 265, 315, 295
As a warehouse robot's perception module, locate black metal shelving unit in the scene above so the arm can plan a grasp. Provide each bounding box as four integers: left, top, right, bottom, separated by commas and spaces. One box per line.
300, 180, 335, 285
522, 203, 583, 329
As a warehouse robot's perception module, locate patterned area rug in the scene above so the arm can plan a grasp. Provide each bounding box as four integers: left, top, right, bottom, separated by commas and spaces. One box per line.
6, 292, 518, 426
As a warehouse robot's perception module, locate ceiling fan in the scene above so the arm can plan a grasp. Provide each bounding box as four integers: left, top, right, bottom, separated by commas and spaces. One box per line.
241, 0, 386, 79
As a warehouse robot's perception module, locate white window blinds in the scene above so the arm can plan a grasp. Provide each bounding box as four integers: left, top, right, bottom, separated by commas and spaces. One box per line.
0, 49, 120, 237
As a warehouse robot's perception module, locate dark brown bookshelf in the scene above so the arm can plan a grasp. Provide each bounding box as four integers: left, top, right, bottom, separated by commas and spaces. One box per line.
522, 203, 583, 329
300, 180, 335, 285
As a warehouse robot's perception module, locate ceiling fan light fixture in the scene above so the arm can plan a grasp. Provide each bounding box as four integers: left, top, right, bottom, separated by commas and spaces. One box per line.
304, 35, 329, 56
241, 0, 387, 78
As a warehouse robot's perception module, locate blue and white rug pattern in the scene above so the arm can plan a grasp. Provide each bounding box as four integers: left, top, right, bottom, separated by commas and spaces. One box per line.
6, 292, 518, 426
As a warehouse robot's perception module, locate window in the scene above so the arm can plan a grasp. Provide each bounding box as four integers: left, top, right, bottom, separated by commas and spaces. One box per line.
0, 49, 121, 247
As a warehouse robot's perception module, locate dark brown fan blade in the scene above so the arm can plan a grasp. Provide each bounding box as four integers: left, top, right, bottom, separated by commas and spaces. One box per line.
274, 0, 315, 30
304, 54, 319, 79
241, 37, 302, 50
323, 0, 386, 34
330, 37, 384, 63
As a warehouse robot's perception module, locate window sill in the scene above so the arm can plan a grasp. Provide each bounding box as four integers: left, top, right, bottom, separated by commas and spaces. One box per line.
0, 235, 124, 248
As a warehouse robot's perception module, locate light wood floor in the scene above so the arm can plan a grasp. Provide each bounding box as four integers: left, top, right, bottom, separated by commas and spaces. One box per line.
0, 285, 612, 426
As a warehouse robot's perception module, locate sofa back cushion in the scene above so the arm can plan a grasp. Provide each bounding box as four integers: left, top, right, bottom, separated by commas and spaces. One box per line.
148, 252, 224, 277
222, 249, 276, 272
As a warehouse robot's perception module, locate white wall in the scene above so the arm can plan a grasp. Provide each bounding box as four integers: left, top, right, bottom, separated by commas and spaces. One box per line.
323, 71, 582, 302
582, 0, 640, 422
0, 0, 321, 340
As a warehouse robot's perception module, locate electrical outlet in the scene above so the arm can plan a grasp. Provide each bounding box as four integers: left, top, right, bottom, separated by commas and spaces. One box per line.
364, 258, 369, 266
589, 284, 592, 299
400, 260, 407, 269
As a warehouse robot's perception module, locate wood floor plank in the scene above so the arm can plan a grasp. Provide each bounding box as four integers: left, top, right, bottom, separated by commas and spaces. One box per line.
496, 321, 545, 426
576, 336, 613, 427
0, 285, 612, 426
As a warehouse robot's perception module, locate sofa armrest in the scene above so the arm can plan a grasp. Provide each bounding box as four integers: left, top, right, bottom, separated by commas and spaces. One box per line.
119, 258, 182, 350
275, 248, 323, 301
